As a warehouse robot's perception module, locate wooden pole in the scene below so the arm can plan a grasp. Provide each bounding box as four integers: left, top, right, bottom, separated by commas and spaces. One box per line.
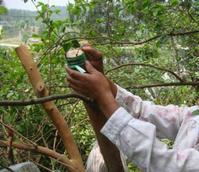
15, 45, 85, 172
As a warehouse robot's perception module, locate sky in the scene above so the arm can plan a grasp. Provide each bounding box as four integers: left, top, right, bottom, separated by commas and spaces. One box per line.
4, 0, 73, 11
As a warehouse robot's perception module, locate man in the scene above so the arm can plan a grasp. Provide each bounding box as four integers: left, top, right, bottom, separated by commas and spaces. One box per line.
66, 45, 199, 172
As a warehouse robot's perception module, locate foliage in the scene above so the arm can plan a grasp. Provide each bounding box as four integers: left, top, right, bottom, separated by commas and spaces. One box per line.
0, 6, 7, 15
0, 0, 199, 171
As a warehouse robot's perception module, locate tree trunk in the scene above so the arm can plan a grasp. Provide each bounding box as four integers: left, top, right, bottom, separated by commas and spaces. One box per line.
15, 45, 85, 172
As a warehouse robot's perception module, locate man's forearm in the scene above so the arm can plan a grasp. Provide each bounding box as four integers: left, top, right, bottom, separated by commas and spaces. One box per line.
108, 79, 117, 98
97, 92, 119, 119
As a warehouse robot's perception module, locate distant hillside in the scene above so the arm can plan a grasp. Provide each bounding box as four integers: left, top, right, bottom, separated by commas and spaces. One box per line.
0, 6, 68, 39
0, 6, 68, 22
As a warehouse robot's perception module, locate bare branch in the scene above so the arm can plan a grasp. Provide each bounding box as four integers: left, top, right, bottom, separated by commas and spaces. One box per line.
0, 120, 37, 146
0, 140, 76, 170
168, 30, 199, 36
0, 93, 93, 107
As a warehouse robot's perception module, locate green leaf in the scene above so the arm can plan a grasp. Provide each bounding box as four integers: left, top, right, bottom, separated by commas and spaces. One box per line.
171, 0, 179, 6
192, 110, 199, 116
32, 34, 39, 38
61, 40, 80, 52
61, 41, 72, 52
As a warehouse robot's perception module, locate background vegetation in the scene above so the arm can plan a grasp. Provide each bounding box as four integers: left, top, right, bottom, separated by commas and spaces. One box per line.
0, 0, 198, 171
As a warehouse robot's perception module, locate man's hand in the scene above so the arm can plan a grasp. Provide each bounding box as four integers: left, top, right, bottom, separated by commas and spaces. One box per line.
67, 61, 109, 101
81, 45, 103, 73
82, 45, 117, 97
66, 61, 118, 118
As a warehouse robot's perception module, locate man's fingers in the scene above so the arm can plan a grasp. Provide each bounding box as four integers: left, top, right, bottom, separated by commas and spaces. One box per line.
67, 76, 81, 86
66, 67, 86, 81
81, 46, 102, 60
85, 61, 97, 73
67, 79, 82, 92
69, 83, 88, 96
69, 83, 81, 93
65, 66, 73, 74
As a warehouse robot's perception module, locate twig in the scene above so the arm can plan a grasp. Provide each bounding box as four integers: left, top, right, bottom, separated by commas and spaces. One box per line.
106, 1, 112, 38
0, 121, 37, 147
127, 82, 199, 89
53, 130, 58, 151
187, 9, 199, 24
167, 30, 199, 36
0, 164, 14, 172
30, 160, 53, 172
31, 117, 48, 142
31, 0, 59, 38
0, 93, 93, 106
40, 31, 80, 59
0, 140, 76, 170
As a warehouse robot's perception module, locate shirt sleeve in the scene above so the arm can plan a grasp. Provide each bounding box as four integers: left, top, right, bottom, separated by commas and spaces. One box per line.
115, 85, 198, 140
101, 107, 199, 172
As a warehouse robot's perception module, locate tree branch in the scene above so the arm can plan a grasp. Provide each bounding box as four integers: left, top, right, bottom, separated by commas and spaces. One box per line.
105, 63, 184, 82
1, 82, 198, 107
16, 45, 85, 172
40, 29, 199, 57
127, 82, 199, 89
0, 93, 93, 106
0, 164, 14, 172
99, 30, 199, 45
168, 30, 199, 36
0, 140, 76, 170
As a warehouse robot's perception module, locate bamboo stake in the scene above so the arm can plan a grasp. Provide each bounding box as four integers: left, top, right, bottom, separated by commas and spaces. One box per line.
15, 45, 85, 172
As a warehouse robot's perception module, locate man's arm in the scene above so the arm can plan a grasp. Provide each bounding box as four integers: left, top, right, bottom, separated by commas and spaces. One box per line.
73, 45, 199, 140
112, 83, 199, 140
101, 107, 199, 172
